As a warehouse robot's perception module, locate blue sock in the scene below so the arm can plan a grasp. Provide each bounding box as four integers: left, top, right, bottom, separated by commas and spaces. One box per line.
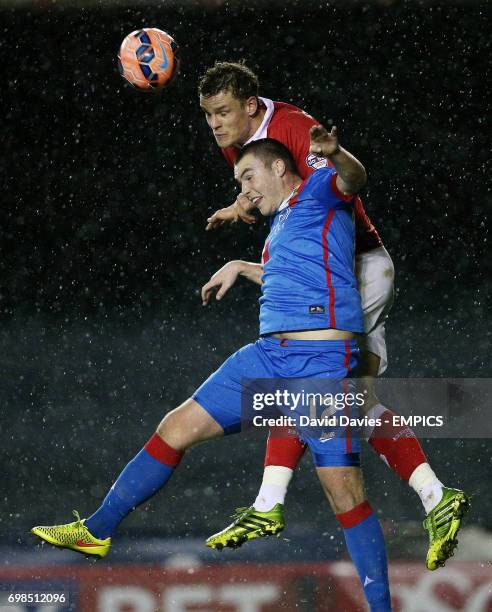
337, 501, 391, 612
85, 434, 182, 539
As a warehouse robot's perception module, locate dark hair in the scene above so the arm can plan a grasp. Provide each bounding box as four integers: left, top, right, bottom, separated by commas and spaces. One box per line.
235, 138, 298, 175
198, 61, 259, 101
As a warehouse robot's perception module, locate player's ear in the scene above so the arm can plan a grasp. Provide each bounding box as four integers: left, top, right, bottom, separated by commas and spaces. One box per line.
246, 96, 259, 117
273, 159, 286, 177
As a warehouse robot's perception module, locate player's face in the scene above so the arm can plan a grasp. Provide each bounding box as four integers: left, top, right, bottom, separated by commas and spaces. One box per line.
200, 91, 258, 148
235, 154, 285, 216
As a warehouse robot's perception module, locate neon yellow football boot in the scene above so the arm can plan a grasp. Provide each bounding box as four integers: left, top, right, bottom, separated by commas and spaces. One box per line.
206, 504, 285, 550
31, 510, 111, 559
423, 487, 470, 570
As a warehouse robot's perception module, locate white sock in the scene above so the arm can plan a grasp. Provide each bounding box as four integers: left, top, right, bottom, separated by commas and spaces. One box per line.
253, 466, 293, 511
408, 463, 444, 514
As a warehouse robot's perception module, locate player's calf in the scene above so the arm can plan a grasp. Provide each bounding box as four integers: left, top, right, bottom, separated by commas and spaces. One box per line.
316, 468, 391, 612
31, 398, 224, 558
32, 431, 184, 557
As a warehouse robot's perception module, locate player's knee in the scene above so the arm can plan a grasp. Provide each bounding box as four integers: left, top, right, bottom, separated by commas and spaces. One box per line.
156, 408, 191, 452
318, 467, 365, 514
155, 399, 223, 451
330, 488, 365, 514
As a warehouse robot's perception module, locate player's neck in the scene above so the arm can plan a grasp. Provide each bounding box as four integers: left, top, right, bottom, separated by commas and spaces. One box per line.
284, 177, 302, 199
239, 106, 267, 146
276, 177, 303, 211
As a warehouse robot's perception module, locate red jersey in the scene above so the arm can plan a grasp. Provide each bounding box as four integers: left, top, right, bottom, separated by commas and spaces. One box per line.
222, 99, 382, 255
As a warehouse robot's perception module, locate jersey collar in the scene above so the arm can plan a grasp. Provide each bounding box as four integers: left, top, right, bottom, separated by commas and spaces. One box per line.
243, 97, 275, 145
278, 181, 304, 212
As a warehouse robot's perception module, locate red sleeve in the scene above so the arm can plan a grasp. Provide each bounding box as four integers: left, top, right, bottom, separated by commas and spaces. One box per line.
268, 107, 327, 179
354, 196, 384, 254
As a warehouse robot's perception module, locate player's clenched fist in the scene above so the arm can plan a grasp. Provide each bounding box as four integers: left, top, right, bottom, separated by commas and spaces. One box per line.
205, 194, 257, 231
309, 124, 341, 158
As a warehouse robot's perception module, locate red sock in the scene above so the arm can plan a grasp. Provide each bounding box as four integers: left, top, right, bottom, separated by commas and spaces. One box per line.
336, 500, 373, 528
144, 432, 183, 467
264, 426, 307, 469
368, 409, 427, 482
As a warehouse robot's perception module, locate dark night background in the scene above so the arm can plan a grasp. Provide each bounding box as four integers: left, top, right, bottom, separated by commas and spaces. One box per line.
1, 0, 490, 564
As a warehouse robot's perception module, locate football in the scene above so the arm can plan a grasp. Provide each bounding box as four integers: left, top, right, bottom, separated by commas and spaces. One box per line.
117, 28, 179, 91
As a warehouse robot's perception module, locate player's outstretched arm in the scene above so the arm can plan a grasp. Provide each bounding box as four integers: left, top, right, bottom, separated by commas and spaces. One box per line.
205, 194, 257, 231
309, 125, 367, 195
201, 260, 263, 305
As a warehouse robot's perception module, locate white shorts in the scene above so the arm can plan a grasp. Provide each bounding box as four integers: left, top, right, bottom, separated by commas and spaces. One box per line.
355, 246, 394, 374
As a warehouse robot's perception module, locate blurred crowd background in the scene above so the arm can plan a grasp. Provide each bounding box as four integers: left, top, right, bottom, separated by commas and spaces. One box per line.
1, 0, 490, 609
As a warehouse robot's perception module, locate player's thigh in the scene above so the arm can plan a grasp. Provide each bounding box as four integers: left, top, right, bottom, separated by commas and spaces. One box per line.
357, 349, 380, 378
356, 246, 394, 332
359, 322, 388, 376
356, 350, 381, 412
357, 248, 393, 378
156, 398, 224, 451
316, 466, 365, 514
192, 341, 273, 435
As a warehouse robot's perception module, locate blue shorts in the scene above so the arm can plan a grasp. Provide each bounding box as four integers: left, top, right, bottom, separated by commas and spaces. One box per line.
193, 336, 360, 467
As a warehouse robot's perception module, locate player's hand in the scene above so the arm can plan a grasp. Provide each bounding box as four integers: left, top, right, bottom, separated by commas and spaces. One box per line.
309, 124, 341, 158
201, 261, 243, 305
235, 194, 258, 224
205, 194, 257, 231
